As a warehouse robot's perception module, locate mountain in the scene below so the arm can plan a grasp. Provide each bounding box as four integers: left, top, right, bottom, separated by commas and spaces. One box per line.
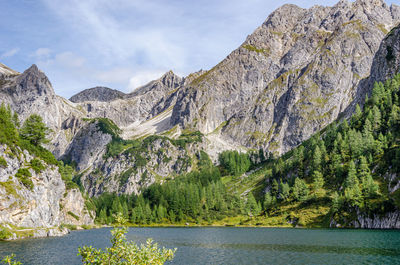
70, 86, 126, 103
0, 106, 94, 239
171, 0, 400, 155
1, 0, 400, 229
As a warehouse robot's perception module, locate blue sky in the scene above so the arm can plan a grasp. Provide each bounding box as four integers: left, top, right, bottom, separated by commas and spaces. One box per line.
0, 0, 398, 98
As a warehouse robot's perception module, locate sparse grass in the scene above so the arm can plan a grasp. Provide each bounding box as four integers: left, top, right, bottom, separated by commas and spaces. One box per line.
15, 168, 34, 190
0, 157, 7, 168
242, 44, 270, 55
0, 181, 19, 198
67, 211, 80, 221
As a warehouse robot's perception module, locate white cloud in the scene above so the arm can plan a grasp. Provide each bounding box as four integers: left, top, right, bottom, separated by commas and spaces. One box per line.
128, 70, 165, 91
38, 51, 86, 69
40, 0, 185, 68
54, 52, 86, 68
33, 48, 52, 59
95, 67, 135, 84
1, 48, 19, 58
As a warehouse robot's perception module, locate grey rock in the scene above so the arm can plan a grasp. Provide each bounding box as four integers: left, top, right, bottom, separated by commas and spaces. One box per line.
81, 136, 202, 196
171, 0, 400, 155
0, 144, 94, 237
63, 121, 112, 171
70, 86, 126, 103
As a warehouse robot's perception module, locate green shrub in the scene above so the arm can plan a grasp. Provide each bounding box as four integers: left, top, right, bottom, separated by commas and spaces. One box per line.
30, 159, 45, 173
0, 227, 12, 240
15, 168, 33, 190
67, 211, 80, 221
0, 157, 7, 168
1, 253, 21, 265
78, 213, 176, 264
60, 223, 77, 231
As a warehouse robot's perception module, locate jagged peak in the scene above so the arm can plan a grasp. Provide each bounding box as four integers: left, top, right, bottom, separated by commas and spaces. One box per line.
20, 64, 45, 78
354, 0, 385, 6
15, 64, 55, 96
263, 3, 305, 28
160, 70, 182, 84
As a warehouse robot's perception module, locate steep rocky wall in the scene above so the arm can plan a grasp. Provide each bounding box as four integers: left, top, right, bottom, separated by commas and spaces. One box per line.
81, 135, 204, 196
171, 0, 400, 155
0, 144, 94, 234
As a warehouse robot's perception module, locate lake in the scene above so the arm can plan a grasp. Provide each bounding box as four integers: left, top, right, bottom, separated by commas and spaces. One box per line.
0, 227, 399, 264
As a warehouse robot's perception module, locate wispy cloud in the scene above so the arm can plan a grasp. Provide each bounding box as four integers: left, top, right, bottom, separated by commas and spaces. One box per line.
4, 0, 381, 97
128, 70, 166, 91
33, 48, 52, 60
1, 48, 20, 58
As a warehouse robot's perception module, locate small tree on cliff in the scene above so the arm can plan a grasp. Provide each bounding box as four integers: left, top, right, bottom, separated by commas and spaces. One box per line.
20, 114, 50, 146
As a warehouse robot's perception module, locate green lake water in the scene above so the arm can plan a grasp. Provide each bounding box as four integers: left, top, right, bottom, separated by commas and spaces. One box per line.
0, 227, 399, 264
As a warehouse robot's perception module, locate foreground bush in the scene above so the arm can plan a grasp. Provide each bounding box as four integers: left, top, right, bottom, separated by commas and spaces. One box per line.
79, 214, 176, 265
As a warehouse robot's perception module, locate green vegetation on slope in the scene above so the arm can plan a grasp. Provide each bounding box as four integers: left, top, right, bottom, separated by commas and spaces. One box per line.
92, 151, 263, 225
91, 74, 400, 228
0, 104, 78, 190
246, 73, 400, 227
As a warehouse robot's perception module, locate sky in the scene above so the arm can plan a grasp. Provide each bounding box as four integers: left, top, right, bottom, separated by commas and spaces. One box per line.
0, 0, 398, 98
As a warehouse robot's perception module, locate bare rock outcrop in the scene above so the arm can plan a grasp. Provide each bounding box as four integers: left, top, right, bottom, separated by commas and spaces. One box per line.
171, 0, 400, 155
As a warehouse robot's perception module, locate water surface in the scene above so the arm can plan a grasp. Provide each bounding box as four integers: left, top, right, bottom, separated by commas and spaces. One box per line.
0, 227, 399, 264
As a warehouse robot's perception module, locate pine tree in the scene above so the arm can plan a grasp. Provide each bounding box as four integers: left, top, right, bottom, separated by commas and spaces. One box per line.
99, 208, 108, 224
279, 181, 290, 201
344, 161, 362, 207
20, 114, 50, 146
312, 170, 324, 191
263, 192, 276, 214
312, 146, 321, 172
271, 179, 279, 197
359, 156, 379, 199
246, 193, 261, 216
352, 104, 362, 126
292, 177, 309, 201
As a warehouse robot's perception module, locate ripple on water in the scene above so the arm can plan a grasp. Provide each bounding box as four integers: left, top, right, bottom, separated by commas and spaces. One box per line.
0, 227, 399, 265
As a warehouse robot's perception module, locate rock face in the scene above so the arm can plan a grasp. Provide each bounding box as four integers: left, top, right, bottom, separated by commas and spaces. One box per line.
367, 24, 400, 87
0, 65, 84, 158
81, 135, 203, 196
63, 121, 112, 172
72, 71, 183, 129
70, 86, 126, 103
0, 144, 94, 231
171, 0, 400, 155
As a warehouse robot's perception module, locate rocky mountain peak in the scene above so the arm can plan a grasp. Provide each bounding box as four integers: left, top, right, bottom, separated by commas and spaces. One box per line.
355, 0, 386, 7
69, 86, 126, 103
16, 64, 55, 97
171, 0, 400, 155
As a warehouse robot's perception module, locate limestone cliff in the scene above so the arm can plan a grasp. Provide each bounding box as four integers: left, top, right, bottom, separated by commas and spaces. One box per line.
171, 0, 400, 155
0, 144, 94, 239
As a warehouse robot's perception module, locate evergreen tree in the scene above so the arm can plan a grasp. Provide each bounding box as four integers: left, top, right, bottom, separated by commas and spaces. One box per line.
312, 146, 321, 172
263, 192, 276, 214
279, 181, 290, 201
292, 177, 309, 201
20, 114, 50, 146
246, 193, 261, 216
359, 156, 379, 199
344, 161, 362, 207
312, 170, 324, 191
271, 179, 279, 197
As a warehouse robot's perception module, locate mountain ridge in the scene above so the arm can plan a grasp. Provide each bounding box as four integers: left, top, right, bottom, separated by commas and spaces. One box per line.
0, 0, 399, 199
